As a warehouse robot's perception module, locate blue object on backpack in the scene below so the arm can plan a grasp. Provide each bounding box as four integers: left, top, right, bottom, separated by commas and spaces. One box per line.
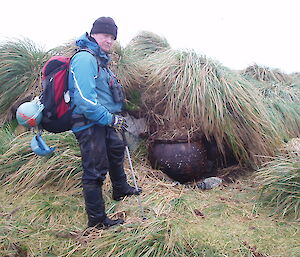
30, 134, 55, 156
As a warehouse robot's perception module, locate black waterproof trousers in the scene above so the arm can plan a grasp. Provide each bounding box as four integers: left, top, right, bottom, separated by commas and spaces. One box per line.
74, 125, 128, 226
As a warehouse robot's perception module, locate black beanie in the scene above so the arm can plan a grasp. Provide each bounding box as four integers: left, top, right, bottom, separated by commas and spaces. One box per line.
90, 17, 118, 40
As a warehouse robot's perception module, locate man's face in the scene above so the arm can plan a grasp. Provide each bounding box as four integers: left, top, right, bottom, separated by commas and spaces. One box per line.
92, 33, 115, 53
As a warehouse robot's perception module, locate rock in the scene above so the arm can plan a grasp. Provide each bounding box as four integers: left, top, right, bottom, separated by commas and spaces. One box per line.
124, 114, 147, 152
197, 177, 223, 190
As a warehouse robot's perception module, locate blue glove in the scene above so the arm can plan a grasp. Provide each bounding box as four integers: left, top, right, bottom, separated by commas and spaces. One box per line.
111, 115, 128, 131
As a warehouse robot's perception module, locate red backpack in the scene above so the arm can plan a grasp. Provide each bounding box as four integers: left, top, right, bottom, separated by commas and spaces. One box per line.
40, 49, 96, 133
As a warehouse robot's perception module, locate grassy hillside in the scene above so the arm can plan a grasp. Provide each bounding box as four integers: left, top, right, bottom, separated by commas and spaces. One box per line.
0, 35, 299, 257
1, 157, 299, 256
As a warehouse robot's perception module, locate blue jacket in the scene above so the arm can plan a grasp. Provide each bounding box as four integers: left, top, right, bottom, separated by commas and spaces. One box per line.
68, 33, 123, 132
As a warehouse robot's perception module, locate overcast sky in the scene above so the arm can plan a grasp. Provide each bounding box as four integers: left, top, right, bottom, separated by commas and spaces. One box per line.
1, 0, 299, 73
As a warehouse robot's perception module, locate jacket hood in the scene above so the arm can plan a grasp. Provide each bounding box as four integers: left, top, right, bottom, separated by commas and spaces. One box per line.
75, 33, 110, 65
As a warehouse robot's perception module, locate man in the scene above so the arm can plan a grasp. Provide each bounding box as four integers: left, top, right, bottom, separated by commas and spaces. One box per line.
68, 17, 142, 229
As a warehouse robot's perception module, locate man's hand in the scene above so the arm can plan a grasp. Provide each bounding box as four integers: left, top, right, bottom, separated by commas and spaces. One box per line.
111, 115, 128, 131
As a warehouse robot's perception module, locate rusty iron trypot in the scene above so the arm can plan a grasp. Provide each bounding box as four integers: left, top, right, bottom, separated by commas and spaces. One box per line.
148, 138, 211, 183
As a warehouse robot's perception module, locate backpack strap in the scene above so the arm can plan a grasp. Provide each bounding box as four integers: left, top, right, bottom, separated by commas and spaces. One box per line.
71, 48, 124, 103
73, 48, 103, 76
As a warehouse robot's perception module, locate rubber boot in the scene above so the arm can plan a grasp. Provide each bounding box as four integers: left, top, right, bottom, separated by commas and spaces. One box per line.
82, 183, 124, 229
95, 216, 124, 229
112, 184, 142, 201
107, 128, 142, 201
111, 175, 142, 201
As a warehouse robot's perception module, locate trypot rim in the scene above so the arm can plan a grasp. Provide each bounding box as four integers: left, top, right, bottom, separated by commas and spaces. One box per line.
150, 138, 202, 144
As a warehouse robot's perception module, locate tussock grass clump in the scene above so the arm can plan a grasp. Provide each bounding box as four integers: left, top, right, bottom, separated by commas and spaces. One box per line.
114, 31, 170, 84
0, 38, 52, 124
256, 138, 300, 219
242, 63, 291, 84
110, 42, 144, 92
111, 31, 171, 113
242, 66, 300, 140
142, 49, 281, 165
0, 122, 16, 155
260, 85, 300, 139
290, 72, 300, 88
125, 31, 170, 57
0, 131, 82, 193
48, 39, 77, 57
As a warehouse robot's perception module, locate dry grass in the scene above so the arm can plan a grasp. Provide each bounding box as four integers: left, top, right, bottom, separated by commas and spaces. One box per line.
111, 31, 170, 88
0, 38, 52, 124
242, 68, 300, 140
0, 165, 299, 256
109, 31, 171, 115
1, 36, 298, 169
49, 39, 77, 57
141, 49, 281, 166
0, 128, 299, 256
284, 138, 300, 154
242, 64, 291, 84
256, 138, 300, 219
125, 31, 170, 57
0, 131, 82, 193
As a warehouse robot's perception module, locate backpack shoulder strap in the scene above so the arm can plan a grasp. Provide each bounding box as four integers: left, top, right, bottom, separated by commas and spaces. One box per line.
75, 48, 96, 57
72, 48, 102, 75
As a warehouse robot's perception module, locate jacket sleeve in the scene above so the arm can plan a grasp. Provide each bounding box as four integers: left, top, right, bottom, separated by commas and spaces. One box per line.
70, 52, 113, 126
